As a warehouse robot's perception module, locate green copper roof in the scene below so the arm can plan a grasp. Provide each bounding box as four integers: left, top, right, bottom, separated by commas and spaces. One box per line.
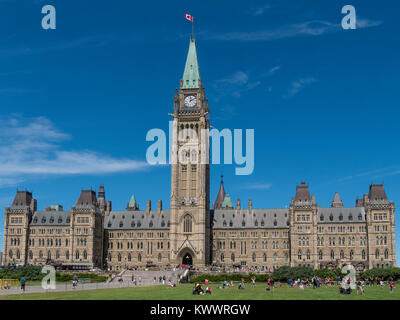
221, 194, 234, 209
182, 38, 200, 89
128, 195, 138, 209
50, 204, 63, 211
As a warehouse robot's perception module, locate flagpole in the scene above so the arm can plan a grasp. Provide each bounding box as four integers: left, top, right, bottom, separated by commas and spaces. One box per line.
192, 19, 194, 39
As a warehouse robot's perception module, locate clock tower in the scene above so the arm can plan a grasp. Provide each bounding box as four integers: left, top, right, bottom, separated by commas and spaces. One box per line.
170, 37, 211, 267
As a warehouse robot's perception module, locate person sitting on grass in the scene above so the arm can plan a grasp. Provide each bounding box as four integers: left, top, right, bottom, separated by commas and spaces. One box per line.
222, 280, 228, 288
238, 278, 245, 290
193, 283, 204, 295
206, 286, 212, 295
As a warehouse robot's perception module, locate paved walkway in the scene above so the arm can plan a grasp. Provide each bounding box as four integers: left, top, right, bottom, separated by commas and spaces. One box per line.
0, 269, 186, 296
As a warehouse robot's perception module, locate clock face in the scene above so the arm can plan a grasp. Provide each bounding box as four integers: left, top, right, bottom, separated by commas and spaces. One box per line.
184, 95, 197, 107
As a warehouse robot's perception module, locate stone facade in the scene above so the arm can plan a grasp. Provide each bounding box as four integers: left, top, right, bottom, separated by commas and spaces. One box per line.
2, 38, 396, 271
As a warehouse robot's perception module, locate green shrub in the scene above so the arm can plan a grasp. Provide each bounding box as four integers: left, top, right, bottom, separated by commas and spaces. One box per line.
359, 267, 400, 281
272, 266, 314, 281
0, 266, 107, 283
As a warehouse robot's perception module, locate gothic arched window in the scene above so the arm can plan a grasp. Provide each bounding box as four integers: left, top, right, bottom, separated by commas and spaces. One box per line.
184, 215, 192, 233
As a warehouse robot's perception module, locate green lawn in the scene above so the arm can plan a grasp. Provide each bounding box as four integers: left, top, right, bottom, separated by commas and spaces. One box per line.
0, 283, 399, 300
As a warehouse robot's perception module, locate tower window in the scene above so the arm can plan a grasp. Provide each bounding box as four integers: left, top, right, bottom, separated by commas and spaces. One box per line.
184, 215, 192, 233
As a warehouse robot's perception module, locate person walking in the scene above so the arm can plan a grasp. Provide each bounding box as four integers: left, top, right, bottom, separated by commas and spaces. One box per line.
72, 275, 78, 289
20, 277, 26, 293
251, 276, 256, 288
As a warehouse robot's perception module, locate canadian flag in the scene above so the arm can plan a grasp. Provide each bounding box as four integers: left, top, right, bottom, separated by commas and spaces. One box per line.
184, 14, 193, 22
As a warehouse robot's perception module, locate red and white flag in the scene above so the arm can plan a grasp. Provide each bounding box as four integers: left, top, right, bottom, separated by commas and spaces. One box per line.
184, 14, 193, 22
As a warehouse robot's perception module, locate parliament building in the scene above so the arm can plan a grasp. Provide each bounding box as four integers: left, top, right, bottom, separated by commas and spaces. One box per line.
2, 38, 396, 272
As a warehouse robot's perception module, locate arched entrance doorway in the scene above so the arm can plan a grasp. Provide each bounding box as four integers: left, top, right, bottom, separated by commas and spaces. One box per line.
182, 253, 193, 266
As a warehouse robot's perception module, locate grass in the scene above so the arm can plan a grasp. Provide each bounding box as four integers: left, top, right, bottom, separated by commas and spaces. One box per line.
0, 283, 399, 300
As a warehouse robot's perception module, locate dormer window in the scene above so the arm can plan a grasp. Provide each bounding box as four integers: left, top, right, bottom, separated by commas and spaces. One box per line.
33, 218, 38, 224
108, 222, 112, 228
66, 217, 70, 224
242, 220, 246, 227
119, 222, 123, 228
58, 217, 62, 224
131, 221, 135, 228
229, 221, 233, 227
329, 214, 333, 221
261, 220, 265, 227
41, 218, 46, 223
254, 220, 258, 227
320, 215, 324, 221
273, 220, 277, 227
137, 222, 141, 228
149, 221, 153, 228
49, 217, 54, 223
358, 213, 362, 221
161, 221, 165, 227
339, 214, 343, 221
348, 214, 353, 221
223, 220, 227, 227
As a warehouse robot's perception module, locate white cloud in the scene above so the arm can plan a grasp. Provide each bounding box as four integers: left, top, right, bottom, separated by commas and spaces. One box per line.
208, 19, 382, 42
0, 116, 148, 188
250, 4, 271, 16
286, 77, 317, 97
216, 71, 249, 85
242, 183, 272, 190
267, 66, 280, 76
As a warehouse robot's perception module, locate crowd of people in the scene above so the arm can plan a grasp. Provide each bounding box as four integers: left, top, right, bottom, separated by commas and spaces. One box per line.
190, 275, 397, 296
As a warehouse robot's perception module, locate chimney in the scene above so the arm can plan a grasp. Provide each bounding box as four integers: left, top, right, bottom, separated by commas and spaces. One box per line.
146, 200, 151, 213
248, 198, 252, 214
237, 198, 241, 209
158, 200, 162, 213
312, 194, 316, 204
106, 200, 112, 216
30, 198, 37, 212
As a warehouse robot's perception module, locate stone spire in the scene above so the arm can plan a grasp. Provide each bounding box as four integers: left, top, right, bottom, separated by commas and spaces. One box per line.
331, 192, 343, 208
212, 175, 226, 210
182, 37, 200, 89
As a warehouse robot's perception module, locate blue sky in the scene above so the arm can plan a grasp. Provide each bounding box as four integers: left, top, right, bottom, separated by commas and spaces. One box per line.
0, 0, 399, 264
